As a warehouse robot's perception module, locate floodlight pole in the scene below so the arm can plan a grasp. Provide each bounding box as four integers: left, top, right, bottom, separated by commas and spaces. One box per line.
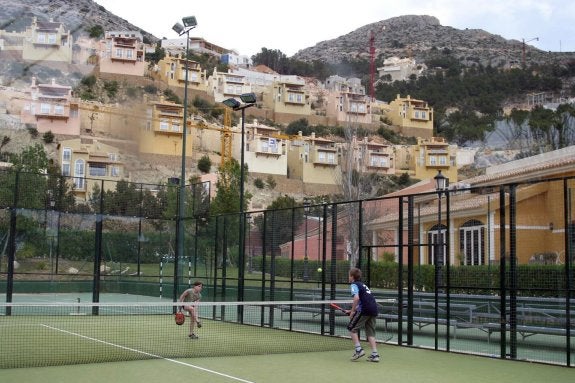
222, 93, 256, 322
173, 17, 197, 303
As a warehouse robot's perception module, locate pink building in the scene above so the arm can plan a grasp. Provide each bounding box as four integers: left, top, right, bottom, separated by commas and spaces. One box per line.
20, 77, 80, 135
98, 31, 145, 77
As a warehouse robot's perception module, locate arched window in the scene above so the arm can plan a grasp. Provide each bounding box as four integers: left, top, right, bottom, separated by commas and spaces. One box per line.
459, 220, 485, 265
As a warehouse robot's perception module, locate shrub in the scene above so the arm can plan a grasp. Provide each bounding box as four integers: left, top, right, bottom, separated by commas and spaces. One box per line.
42, 131, 55, 144
197, 155, 212, 173
266, 175, 276, 189
254, 178, 264, 189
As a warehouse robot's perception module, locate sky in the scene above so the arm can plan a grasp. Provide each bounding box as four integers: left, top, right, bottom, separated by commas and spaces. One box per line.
94, 0, 574, 56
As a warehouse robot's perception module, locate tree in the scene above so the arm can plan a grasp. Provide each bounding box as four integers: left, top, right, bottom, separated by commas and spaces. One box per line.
210, 159, 251, 216
197, 155, 212, 173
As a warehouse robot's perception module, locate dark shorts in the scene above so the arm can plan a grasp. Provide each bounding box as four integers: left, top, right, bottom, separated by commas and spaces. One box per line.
347, 312, 376, 337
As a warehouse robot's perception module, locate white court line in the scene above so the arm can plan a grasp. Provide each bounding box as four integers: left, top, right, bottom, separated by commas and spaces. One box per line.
40, 324, 255, 383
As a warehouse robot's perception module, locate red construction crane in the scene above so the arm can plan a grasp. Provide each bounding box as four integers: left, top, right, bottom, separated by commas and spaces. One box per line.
369, 29, 376, 102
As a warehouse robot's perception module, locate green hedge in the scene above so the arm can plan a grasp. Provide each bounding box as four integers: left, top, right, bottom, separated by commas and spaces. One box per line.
252, 258, 572, 297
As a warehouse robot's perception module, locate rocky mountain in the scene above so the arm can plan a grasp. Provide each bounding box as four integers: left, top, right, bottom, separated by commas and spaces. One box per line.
0, 0, 157, 43
292, 15, 575, 68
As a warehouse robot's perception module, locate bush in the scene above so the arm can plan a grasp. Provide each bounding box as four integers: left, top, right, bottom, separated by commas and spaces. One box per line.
42, 131, 55, 144
254, 178, 264, 189
265, 175, 276, 189
197, 155, 212, 173
26, 125, 38, 138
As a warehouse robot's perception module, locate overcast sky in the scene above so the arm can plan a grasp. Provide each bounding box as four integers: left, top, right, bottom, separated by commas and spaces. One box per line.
94, 0, 574, 56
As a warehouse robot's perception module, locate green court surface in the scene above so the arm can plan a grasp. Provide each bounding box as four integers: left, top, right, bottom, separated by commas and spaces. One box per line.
0, 345, 572, 383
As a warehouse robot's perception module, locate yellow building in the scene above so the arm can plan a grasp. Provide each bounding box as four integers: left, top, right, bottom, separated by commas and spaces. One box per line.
207, 68, 251, 102
153, 54, 207, 92
57, 138, 126, 201
367, 146, 575, 266
98, 31, 145, 77
262, 80, 311, 116
22, 17, 72, 63
287, 133, 340, 185
324, 76, 372, 125
139, 98, 194, 160
385, 94, 433, 138
412, 137, 458, 182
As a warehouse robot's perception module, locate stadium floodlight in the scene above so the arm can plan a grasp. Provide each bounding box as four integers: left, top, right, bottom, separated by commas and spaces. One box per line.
221, 93, 257, 320
172, 15, 198, 303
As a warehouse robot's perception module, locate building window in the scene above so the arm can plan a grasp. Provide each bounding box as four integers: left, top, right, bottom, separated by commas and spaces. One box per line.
126, 50, 133, 59
427, 224, 447, 265
160, 120, 169, 131
40, 103, 51, 114
172, 122, 180, 132
54, 105, 64, 115
74, 159, 85, 190
429, 155, 437, 166
62, 163, 70, 176
37, 33, 46, 43
111, 166, 120, 177
439, 156, 447, 165
261, 140, 269, 152
318, 151, 326, 163
459, 220, 486, 265
108, 153, 118, 161
48, 34, 56, 44
89, 163, 107, 177
327, 152, 335, 164
115, 48, 123, 58
62, 148, 72, 162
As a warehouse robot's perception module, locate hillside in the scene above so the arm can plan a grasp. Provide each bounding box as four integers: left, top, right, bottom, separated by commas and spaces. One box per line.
0, 0, 156, 43
292, 15, 575, 68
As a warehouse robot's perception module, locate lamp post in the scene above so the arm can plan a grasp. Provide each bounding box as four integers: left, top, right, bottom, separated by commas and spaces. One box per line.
172, 15, 197, 303
434, 170, 448, 283
222, 93, 257, 312
303, 199, 310, 282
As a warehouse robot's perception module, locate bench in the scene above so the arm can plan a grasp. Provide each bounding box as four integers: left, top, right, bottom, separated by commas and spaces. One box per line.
483, 322, 569, 342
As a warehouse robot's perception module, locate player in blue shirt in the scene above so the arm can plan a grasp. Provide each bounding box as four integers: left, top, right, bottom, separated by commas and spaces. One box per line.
346, 267, 379, 362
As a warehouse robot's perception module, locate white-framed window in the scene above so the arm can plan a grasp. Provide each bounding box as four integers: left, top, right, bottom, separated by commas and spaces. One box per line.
327, 152, 335, 164
54, 105, 64, 115
172, 122, 180, 132
108, 153, 118, 162
261, 140, 269, 152
111, 166, 120, 177
126, 50, 133, 59
428, 225, 447, 265
37, 33, 46, 43
89, 163, 106, 177
74, 159, 85, 190
439, 156, 447, 165
159, 120, 169, 131
318, 151, 326, 163
429, 155, 437, 166
459, 220, 486, 265
62, 148, 71, 162
115, 48, 123, 58
48, 34, 56, 44
62, 163, 70, 176
40, 103, 51, 114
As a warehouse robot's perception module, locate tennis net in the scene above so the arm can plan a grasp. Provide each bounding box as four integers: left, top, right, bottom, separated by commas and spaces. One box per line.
0, 300, 361, 368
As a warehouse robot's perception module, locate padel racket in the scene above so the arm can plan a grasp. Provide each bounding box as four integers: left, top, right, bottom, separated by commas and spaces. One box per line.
330, 303, 349, 315
175, 310, 185, 325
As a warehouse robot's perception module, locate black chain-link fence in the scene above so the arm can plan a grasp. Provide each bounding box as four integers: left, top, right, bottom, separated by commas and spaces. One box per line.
0, 169, 573, 366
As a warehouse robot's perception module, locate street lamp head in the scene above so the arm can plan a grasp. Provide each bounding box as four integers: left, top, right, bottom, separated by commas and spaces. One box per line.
222, 97, 241, 110
434, 170, 448, 193
239, 92, 257, 104
172, 22, 184, 35
182, 16, 197, 28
